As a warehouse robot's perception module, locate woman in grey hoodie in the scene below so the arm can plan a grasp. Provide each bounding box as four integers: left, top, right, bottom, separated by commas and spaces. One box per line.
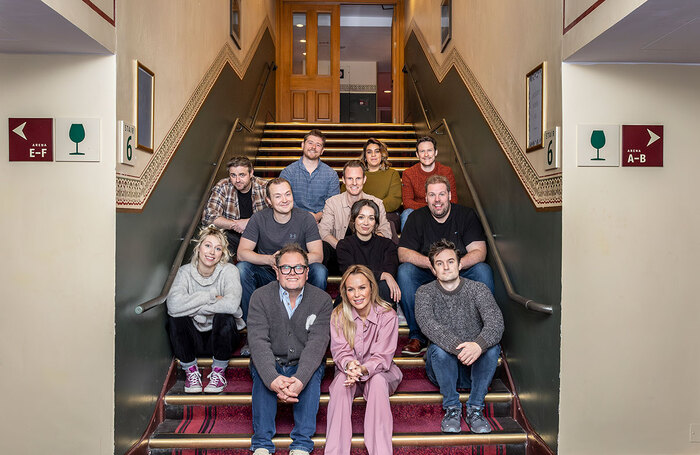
166, 225, 244, 393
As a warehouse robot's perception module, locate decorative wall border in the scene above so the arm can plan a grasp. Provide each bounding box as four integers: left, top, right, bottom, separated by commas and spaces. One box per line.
340, 83, 377, 93
406, 21, 562, 209
116, 16, 274, 211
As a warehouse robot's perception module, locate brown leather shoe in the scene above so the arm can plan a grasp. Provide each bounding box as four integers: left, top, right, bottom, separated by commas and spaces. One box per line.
401, 338, 427, 356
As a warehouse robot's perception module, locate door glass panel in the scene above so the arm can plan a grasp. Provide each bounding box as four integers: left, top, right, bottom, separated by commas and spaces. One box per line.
317, 13, 331, 76
292, 13, 307, 75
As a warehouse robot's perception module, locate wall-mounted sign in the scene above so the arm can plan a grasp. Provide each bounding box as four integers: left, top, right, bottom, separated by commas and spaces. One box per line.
8, 118, 53, 162
622, 125, 663, 167
543, 127, 560, 171
526, 63, 545, 152
577, 124, 620, 167
55, 118, 101, 162
119, 121, 136, 166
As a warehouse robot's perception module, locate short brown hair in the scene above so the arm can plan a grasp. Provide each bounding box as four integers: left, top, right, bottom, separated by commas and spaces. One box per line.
304, 129, 326, 147
275, 243, 309, 267
226, 156, 253, 172
425, 174, 450, 193
343, 159, 365, 177
428, 239, 459, 267
265, 177, 291, 199
416, 136, 437, 152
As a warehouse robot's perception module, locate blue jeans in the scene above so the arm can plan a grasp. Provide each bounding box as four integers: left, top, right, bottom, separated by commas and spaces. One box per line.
237, 261, 328, 320
397, 262, 494, 342
399, 208, 414, 230
250, 362, 325, 453
425, 343, 500, 409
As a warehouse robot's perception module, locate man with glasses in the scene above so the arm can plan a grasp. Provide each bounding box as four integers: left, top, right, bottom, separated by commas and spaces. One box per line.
247, 243, 332, 455
280, 129, 340, 223
237, 177, 328, 322
202, 156, 268, 258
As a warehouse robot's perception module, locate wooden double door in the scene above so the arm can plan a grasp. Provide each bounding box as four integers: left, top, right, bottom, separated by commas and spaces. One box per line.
278, 2, 340, 123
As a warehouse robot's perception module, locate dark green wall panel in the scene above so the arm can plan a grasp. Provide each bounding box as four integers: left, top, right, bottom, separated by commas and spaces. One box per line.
114, 32, 275, 454
404, 33, 561, 450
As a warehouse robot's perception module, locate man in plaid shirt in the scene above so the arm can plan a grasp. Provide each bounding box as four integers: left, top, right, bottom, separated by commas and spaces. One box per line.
202, 156, 268, 259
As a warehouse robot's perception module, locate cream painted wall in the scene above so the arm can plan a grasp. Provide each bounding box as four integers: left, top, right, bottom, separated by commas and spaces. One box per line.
560, 63, 700, 454
115, 0, 275, 178
562, 0, 646, 59
41, 0, 116, 52
0, 53, 116, 454
405, 0, 563, 177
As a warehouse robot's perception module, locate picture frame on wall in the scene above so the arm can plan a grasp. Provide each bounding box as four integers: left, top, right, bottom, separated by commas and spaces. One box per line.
136, 61, 154, 153
230, 0, 241, 49
440, 0, 451, 52
526, 63, 545, 152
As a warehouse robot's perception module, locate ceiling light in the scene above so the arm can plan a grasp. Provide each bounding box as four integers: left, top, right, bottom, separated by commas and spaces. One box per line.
296, 23, 304, 28
384, 90, 392, 93
302, 52, 307, 56
300, 39, 306, 43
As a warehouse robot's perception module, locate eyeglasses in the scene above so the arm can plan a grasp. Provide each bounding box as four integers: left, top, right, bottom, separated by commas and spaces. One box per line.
278, 264, 308, 275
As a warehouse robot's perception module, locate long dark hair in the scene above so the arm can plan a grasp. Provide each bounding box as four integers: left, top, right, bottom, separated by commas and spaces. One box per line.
349, 199, 379, 234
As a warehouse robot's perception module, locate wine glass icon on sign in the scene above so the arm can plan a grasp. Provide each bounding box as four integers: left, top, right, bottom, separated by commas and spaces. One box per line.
590, 130, 606, 161
69, 123, 86, 155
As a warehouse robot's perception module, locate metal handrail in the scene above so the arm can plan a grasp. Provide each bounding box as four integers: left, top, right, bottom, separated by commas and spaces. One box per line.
135, 61, 276, 315
134, 120, 239, 315
402, 64, 432, 131
403, 64, 552, 314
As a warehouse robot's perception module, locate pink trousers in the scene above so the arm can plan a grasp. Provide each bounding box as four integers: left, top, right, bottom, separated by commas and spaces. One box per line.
324, 365, 402, 454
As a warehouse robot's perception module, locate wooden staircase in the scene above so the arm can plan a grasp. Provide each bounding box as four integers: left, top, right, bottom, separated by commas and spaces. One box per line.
254, 122, 418, 178
144, 123, 529, 454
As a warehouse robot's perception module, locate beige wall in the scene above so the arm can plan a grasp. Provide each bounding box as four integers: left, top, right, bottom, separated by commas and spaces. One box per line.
41, 0, 116, 52
116, 0, 275, 178
405, 0, 563, 177
560, 63, 700, 454
562, 0, 646, 59
0, 53, 116, 455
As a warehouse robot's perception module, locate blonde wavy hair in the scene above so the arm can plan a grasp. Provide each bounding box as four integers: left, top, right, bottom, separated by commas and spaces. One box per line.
191, 225, 231, 268
332, 265, 394, 349
360, 138, 391, 171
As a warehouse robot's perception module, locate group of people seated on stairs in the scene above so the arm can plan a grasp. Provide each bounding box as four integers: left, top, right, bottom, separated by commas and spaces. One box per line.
165, 129, 505, 455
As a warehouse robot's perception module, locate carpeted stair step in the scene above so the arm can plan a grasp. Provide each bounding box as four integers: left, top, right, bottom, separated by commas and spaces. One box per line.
151, 444, 525, 455
149, 416, 526, 453
168, 365, 508, 399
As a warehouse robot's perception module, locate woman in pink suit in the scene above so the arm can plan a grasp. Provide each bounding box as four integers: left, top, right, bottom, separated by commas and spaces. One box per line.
325, 265, 403, 454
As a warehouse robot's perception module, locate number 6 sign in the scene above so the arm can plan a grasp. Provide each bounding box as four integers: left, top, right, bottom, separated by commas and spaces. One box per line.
119, 121, 136, 166
543, 127, 560, 171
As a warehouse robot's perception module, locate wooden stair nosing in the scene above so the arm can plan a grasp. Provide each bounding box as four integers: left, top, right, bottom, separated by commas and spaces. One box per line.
263, 129, 417, 136
164, 390, 514, 406
266, 122, 414, 128
148, 429, 527, 449
261, 138, 417, 144
185, 357, 501, 368
255, 165, 408, 172
254, 155, 418, 163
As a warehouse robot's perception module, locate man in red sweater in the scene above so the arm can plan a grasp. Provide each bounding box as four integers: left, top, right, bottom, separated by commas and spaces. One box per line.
400, 136, 458, 229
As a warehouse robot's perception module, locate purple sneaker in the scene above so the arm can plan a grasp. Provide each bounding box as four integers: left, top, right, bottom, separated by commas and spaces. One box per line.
204, 366, 227, 393
184, 365, 202, 393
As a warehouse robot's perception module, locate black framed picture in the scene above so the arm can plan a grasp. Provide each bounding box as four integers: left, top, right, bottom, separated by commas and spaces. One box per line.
526, 63, 545, 152
441, 0, 451, 52
230, 0, 241, 49
136, 61, 154, 153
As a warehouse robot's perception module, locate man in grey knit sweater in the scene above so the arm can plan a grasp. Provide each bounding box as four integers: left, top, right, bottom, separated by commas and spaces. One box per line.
247, 243, 332, 455
415, 239, 504, 435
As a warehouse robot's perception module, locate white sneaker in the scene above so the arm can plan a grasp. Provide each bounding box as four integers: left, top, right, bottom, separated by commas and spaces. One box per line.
183, 365, 202, 393
252, 449, 271, 455
203, 366, 227, 393
289, 450, 310, 455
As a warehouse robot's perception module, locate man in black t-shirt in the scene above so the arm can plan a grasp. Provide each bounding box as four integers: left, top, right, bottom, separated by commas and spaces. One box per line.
397, 175, 495, 356
202, 156, 269, 258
